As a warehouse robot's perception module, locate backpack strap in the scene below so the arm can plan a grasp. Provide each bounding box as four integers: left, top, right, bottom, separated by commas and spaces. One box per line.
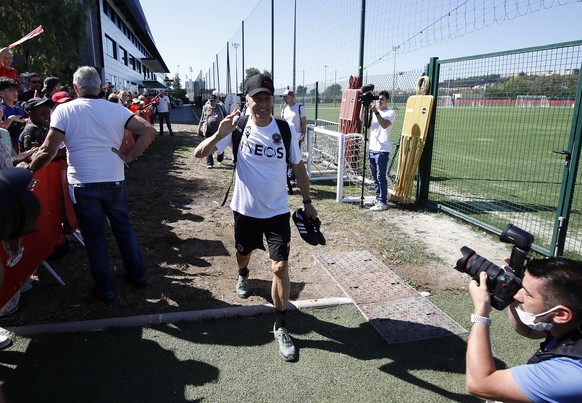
273, 117, 292, 164
221, 114, 249, 206
231, 114, 249, 164
273, 117, 294, 194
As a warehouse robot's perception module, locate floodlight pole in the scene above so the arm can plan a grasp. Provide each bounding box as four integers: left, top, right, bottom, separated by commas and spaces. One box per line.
232, 42, 240, 92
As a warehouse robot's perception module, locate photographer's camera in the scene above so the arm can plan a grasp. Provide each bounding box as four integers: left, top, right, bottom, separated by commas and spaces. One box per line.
456, 224, 534, 310
358, 84, 379, 106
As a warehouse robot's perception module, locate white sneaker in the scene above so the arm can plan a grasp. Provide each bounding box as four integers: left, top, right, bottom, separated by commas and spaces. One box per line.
370, 201, 388, 211
0, 334, 12, 350
274, 324, 296, 361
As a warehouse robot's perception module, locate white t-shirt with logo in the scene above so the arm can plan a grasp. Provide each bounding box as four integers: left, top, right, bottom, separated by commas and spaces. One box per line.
216, 117, 301, 219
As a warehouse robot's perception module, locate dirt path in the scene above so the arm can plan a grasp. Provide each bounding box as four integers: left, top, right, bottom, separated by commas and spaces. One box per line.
1, 125, 511, 326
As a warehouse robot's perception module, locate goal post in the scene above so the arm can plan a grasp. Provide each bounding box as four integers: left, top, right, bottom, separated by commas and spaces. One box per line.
437, 95, 454, 108
515, 95, 550, 108
305, 122, 376, 204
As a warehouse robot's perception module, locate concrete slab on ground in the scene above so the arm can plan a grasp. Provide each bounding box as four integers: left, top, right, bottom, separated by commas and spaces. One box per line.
314, 250, 467, 344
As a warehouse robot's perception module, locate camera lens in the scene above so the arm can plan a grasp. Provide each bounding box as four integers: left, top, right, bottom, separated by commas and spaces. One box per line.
456, 246, 504, 289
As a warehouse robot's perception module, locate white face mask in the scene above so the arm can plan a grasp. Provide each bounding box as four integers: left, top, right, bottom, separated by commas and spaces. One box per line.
515, 306, 560, 332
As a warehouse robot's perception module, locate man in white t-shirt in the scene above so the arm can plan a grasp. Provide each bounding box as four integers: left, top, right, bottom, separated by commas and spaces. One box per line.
27, 66, 156, 302
194, 73, 318, 362
281, 88, 307, 143
368, 90, 395, 211
156, 90, 173, 136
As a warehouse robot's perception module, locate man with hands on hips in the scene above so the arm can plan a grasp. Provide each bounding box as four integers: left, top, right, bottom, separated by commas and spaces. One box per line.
466, 257, 582, 402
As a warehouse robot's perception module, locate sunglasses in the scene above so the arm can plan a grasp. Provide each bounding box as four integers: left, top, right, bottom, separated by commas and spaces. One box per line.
29, 80, 41, 84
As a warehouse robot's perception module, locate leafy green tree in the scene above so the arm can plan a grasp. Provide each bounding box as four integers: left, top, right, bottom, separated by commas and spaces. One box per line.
0, 0, 95, 82
296, 85, 307, 96
323, 83, 342, 101
240, 68, 271, 94
172, 73, 182, 90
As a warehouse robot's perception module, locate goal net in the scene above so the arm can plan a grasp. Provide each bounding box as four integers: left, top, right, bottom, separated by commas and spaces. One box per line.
437, 95, 454, 108
515, 95, 550, 108
305, 120, 376, 204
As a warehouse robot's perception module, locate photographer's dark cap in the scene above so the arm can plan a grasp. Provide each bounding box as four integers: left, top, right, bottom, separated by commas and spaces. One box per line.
42, 77, 60, 93
245, 73, 274, 97
23, 97, 54, 113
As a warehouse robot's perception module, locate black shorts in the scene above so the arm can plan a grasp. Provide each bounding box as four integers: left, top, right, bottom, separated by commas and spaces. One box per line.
233, 211, 291, 261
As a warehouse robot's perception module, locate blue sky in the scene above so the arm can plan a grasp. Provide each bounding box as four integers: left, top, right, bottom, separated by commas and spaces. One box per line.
139, 0, 582, 88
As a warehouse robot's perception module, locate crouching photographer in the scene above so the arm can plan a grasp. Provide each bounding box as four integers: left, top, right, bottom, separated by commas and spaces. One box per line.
463, 241, 582, 401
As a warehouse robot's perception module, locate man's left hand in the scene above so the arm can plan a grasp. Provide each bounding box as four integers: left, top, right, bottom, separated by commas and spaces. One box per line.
469, 271, 492, 317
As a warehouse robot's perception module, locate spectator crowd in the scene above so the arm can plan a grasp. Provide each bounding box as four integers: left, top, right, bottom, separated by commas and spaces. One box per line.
0, 46, 162, 350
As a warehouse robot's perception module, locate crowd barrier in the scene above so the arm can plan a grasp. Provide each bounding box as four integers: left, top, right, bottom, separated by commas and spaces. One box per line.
0, 160, 78, 307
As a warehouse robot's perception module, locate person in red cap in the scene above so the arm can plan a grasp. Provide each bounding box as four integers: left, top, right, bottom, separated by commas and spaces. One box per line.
194, 73, 319, 362
51, 91, 74, 105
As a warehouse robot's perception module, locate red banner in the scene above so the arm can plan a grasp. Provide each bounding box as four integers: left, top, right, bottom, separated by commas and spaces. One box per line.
7, 25, 44, 48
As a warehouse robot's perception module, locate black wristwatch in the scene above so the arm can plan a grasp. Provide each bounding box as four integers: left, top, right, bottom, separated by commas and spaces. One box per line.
303, 198, 312, 204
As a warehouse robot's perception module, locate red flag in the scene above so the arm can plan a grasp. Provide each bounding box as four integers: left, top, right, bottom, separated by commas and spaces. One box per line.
8, 25, 44, 49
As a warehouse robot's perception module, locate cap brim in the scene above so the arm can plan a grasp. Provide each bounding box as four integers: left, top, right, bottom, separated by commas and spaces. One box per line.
247, 88, 273, 97
27, 98, 55, 111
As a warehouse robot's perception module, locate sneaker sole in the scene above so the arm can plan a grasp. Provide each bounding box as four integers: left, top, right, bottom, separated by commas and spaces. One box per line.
279, 351, 295, 361
236, 290, 251, 299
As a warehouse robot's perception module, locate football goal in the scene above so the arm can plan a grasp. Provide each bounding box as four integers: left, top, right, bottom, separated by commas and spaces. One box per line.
437, 95, 454, 108
305, 121, 376, 204
515, 95, 550, 108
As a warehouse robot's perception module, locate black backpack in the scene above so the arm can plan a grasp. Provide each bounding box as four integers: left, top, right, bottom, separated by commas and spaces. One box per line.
220, 115, 294, 206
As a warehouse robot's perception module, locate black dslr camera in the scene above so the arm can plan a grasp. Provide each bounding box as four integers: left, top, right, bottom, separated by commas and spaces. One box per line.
0, 168, 40, 241
359, 84, 379, 106
456, 224, 534, 310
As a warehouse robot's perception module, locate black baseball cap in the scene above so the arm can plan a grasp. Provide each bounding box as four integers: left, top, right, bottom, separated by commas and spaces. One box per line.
23, 97, 54, 113
245, 73, 274, 97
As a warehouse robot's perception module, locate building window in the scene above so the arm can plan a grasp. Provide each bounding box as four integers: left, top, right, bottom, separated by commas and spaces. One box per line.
119, 46, 127, 65
105, 35, 116, 59
129, 54, 136, 70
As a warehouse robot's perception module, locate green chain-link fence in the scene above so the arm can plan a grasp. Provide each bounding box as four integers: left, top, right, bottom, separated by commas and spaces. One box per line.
419, 40, 582, 257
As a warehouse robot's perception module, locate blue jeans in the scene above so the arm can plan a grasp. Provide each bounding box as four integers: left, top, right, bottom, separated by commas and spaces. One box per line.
158, 112, 172, 134
71, 181, 146, 298
369, 151, 389, 204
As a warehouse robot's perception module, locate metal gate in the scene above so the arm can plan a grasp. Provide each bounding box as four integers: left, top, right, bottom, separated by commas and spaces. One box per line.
418, 40, 582, 257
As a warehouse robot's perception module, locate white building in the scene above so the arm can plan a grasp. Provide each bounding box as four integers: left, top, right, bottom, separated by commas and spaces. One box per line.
82, 0, 169, 93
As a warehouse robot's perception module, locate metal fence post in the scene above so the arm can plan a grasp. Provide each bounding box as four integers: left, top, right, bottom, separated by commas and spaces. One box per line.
417, 57, 439, 205
551, 66, 582, 256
